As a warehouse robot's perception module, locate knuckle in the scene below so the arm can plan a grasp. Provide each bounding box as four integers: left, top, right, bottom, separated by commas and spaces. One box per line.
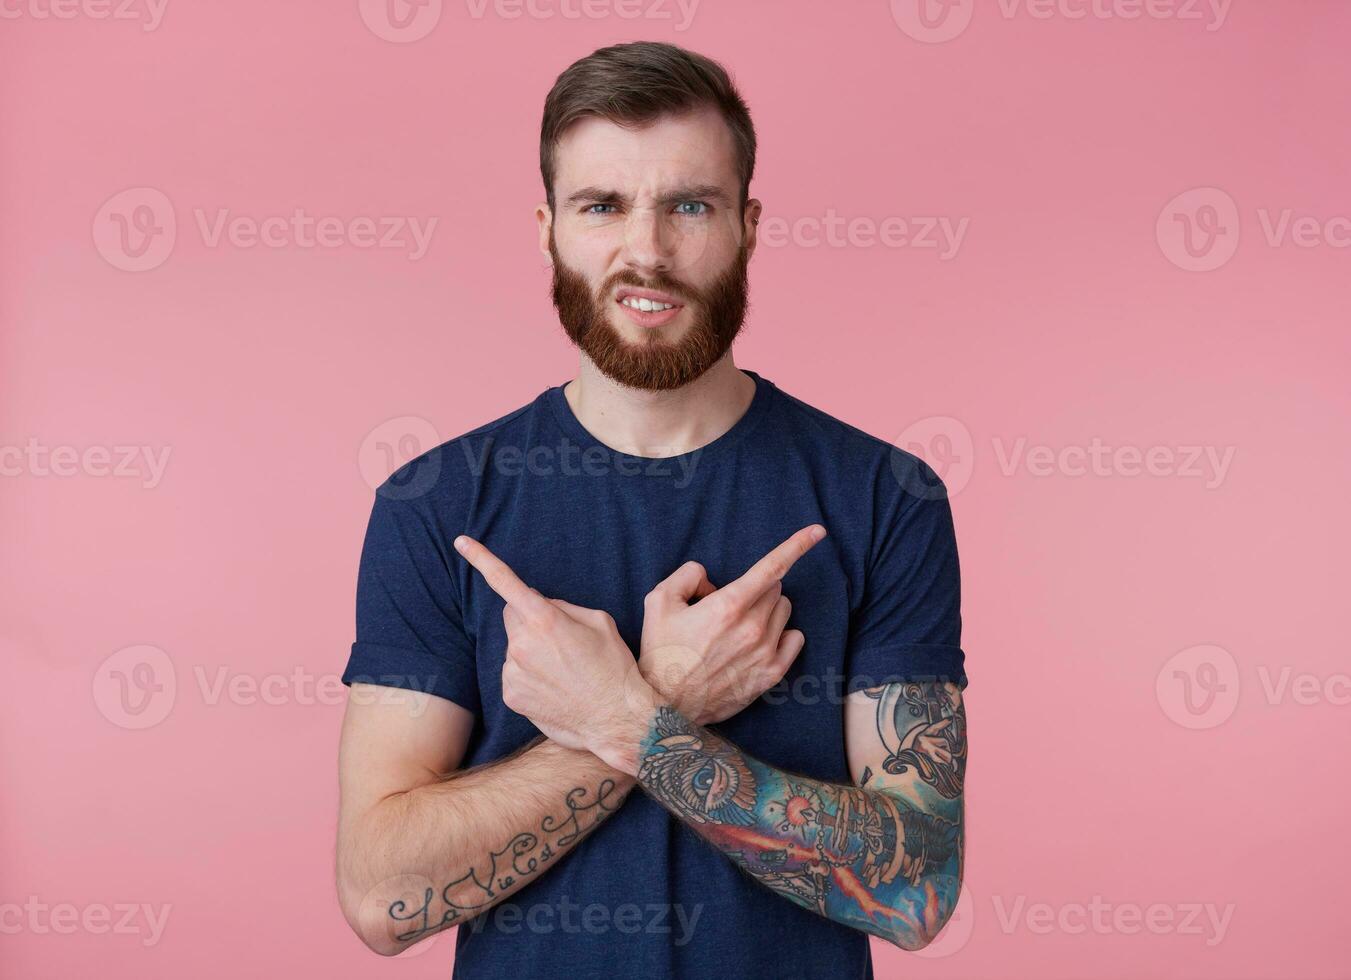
735, 622, 764, 647
711, 598, 738, 627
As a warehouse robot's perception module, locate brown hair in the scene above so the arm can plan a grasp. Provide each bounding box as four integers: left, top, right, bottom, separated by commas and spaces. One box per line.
540, 41, 757, 215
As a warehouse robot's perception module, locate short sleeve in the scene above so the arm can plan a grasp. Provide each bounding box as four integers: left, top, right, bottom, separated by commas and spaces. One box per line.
844, 452, 968, 694
341, 489, 481, 716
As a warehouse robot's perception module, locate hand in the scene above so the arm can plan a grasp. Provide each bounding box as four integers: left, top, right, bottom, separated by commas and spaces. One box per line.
453, 535, 661, 774
638, 525, 826, 724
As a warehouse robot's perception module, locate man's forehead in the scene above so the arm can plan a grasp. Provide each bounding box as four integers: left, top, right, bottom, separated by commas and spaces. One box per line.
553, 110, 738, 198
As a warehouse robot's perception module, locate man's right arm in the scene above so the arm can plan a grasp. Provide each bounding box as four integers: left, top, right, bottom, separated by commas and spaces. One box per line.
336, 684, 635, 956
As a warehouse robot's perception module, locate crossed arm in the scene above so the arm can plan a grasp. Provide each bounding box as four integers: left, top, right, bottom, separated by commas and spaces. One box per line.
337, 690, 635, 956
337, 530, 965, 954
629, 681, 965, 950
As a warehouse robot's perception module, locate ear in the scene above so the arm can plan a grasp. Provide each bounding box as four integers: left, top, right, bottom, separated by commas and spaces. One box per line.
536, 203, 554, 266
742, 197, 763, 256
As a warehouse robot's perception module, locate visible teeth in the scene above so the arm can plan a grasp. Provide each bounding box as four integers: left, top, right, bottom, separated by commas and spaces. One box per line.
622, 297, 675, 312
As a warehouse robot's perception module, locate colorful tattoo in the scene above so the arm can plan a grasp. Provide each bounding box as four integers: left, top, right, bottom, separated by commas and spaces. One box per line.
636, 682, 965, 949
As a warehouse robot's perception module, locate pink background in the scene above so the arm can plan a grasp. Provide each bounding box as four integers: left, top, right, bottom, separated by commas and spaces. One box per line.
3, 1, 1348, 977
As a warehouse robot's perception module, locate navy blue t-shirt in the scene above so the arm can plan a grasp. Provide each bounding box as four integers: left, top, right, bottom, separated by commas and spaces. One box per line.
343, 369, 967, 979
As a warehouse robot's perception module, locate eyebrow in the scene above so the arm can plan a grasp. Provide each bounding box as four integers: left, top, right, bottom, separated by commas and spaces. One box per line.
562, 183, 733, 209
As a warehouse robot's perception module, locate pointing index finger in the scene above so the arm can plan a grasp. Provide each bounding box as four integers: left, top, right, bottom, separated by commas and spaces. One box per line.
453, 535, 551, 619
723, 524, 827, 606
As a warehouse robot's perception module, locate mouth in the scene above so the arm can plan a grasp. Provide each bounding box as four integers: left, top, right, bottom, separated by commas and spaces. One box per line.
614, 286, 685, 328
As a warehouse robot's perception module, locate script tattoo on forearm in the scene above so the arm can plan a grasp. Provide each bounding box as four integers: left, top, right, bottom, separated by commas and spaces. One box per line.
388, 778, 626, 943
636, 682, 965, 948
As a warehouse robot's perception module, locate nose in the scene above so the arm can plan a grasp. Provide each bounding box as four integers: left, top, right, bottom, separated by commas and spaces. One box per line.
619, 206, 676, 278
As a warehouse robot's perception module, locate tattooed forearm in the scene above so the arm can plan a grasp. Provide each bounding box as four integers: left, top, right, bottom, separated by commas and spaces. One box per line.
388, 776, 627, 945
635, 682, 965, 950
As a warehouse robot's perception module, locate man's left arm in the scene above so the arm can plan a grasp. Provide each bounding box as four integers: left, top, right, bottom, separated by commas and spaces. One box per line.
608, 678, 965, 950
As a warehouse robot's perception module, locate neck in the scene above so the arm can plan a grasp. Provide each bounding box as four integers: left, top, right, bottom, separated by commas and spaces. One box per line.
563, 355, 756, 459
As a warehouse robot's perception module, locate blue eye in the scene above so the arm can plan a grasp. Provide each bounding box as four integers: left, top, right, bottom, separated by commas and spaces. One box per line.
675, 202, 709, 217
585, 204, 618, 215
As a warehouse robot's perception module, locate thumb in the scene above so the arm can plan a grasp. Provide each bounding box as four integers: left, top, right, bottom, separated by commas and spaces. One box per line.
655, 560, 717, 605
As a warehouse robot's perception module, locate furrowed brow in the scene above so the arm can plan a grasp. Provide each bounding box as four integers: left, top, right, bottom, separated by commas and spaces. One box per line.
654, 184, 732, 207
561, 184, 733, 209
563, 186, 629, 208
